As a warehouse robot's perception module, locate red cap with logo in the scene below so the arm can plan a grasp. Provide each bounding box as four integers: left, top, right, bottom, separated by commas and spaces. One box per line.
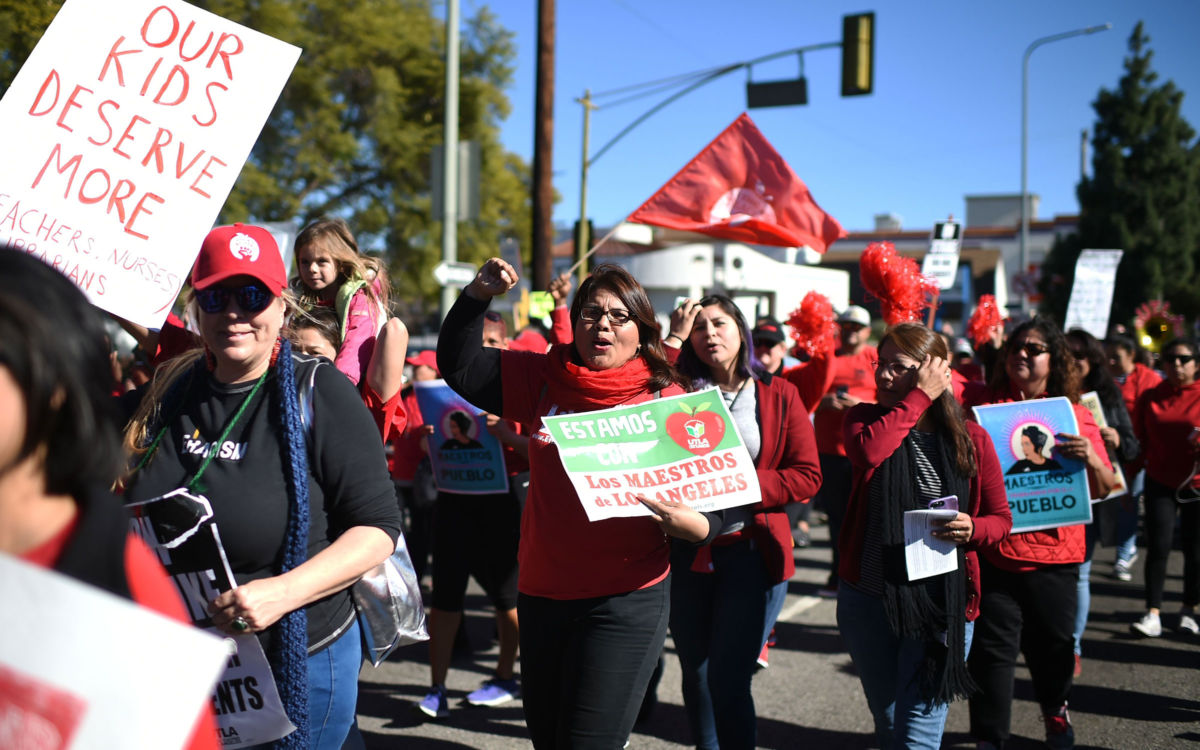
191, 223, 288, 293
405, 350, 439, 374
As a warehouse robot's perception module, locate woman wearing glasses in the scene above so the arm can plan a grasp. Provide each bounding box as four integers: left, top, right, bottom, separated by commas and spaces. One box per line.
839, 323, 1010, 750
1129, 337, 1200, 638
666, 295, 821, 750
438, 259, 714, 749
122, 225, 402, 749
961, 318, 1116, 750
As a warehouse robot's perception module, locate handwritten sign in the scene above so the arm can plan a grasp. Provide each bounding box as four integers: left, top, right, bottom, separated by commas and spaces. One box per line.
127, 489, 295, 747
541, 387, 762, 522
1063, 249, 1123, 339
414, 380, 510, 495
0, 553, 229, 750
973, 398, 1093, 532
0, 0, 300, 327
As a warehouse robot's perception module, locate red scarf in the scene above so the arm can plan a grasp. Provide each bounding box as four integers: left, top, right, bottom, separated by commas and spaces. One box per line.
543, 343, 658, 409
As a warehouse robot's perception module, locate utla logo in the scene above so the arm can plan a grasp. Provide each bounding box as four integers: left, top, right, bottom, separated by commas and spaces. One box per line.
666, 401, 725, 456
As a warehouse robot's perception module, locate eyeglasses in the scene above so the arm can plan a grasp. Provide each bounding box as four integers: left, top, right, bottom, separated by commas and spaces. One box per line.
579, 305, 633, 326
753, 339, 778, 349
1165, 353, 1196, 365
195, 283, 274, 314
874, 358, 919, 378
1010, 341, 1050, 358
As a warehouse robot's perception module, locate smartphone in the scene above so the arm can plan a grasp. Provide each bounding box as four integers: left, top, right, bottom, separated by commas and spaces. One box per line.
836, 385, 849, 398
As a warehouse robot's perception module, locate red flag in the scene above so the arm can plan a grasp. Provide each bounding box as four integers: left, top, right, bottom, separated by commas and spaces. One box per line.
627, 113, 845, 252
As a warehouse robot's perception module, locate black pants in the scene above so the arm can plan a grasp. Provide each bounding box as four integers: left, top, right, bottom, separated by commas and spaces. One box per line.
968, 559, 1078, 745
818, 453, 852, 587
519, 579, 669, 749
1144, 479, 1200, 609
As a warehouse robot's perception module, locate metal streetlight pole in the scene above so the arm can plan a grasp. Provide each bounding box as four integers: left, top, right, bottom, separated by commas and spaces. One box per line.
439, 0, 460, 321
1019, 22, 1111, 315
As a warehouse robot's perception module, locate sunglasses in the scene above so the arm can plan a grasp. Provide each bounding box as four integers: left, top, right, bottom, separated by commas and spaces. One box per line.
195, 283, 274, 314
1165, 353, 1196, 365
579, 305, 633, 326
1011, 341, 1050, 358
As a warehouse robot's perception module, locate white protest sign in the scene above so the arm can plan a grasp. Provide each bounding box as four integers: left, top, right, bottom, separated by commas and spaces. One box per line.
540, 388, 762, 522
0, 553, 229, 750
0, 0, 301, 328
921, 220, 961, 290
1063, 249, 1123, 339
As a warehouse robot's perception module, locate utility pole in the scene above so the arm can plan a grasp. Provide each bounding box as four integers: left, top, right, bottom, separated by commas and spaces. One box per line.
531, 0, 555, 290
439, 0, 459, 321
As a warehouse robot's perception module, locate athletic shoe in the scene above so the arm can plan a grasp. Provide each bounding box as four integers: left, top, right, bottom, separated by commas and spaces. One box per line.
465, 677, 519, 707
792, 527, 811, 547
1112, 558, 1133, 582
756, 643, 769, 669
766, 628, 777, 648
1179, 613, 1200, 635
417, 685, 449, 719
1043, 703, 1074, 749
1073, 653, 1081, 678
1131, 611, 1162, 638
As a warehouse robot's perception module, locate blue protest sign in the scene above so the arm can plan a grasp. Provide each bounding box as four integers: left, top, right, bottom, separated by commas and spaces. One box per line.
414, 380, 509, 495
972, 397, 1094, 533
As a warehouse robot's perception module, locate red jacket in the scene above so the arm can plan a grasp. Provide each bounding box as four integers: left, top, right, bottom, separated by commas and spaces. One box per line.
685, 373, 823, 584
1134, 379, 1200, 488
841, 389, 1012, 620
961, 382, 1111, 572
1118, 363, 1162, 417
785, 348, 877, 455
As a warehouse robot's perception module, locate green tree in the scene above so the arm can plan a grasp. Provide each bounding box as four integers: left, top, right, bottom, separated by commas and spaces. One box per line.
1039, 22, 1200, 328
1, 0, 532, 321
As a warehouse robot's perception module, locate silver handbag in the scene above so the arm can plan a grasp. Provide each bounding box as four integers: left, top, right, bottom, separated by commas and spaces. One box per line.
352, 534, 429, 667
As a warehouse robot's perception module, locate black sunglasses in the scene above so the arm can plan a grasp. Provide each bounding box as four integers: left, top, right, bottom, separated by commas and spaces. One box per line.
195, 283, 274, 314
1011, 341, 1050, 358
1165, 353, 1196, 365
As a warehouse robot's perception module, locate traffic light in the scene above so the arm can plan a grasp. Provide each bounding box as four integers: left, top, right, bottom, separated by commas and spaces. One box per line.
841, 12, 874, 97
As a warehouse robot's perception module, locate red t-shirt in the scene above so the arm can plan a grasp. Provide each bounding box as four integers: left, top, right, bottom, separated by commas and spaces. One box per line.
500, 348, 682, 599
812, 347, 878, 456
1134, 379, 1200, 488
22, 521, 220, 750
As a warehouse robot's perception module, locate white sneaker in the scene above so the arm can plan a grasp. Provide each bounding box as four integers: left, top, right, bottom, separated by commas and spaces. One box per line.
1131, 611, 1162, 637
1113, 558, 1133, 582
1179, 613, 1200, 635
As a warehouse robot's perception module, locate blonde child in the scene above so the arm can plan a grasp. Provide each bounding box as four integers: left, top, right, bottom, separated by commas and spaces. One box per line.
293, 217, 389, 385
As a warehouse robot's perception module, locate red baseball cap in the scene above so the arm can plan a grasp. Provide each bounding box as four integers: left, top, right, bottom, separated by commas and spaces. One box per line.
191, 223, 287, 293
405, 350, 439, 374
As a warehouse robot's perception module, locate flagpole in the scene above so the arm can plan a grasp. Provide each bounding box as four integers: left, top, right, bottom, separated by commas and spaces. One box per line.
564, 220, 626, 279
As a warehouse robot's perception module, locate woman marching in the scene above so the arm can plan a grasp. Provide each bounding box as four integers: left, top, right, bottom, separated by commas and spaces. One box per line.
437, 258, 715, 749
122, 224, 403, 749
838, 323, 1011, 750
668, 295, 822, 750
962, 318, 1116, 750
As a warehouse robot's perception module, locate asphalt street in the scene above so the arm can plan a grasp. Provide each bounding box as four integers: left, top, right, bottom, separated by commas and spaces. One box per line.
354, 519, 1200, 749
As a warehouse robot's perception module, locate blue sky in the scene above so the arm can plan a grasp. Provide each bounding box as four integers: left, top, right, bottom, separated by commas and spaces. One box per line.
466, 0, 1200, 234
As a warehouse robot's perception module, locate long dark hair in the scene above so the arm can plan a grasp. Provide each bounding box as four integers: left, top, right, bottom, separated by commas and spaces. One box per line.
0, 246, 125, 495
1066, 328, 1122, 409
879, 323, 976, 477
569, 264, 684, 392
989, 317, 1080, 402
675, 294, 764, 387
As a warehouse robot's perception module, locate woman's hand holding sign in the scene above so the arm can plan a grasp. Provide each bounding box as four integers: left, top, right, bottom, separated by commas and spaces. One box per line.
210, 577, 294, 636
637, 495, 711, 543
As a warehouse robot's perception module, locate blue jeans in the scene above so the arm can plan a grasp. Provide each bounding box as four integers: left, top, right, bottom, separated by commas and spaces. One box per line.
307, 618, 362, 750
670, 540, 773, 750
1074, 523, 1098, 655
837, 583, 975, 750
761, 580, 788, 648
1115, 470, 1144, 564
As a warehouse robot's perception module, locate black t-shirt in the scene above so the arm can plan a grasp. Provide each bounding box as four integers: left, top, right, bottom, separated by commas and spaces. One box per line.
124, 354, 402, 652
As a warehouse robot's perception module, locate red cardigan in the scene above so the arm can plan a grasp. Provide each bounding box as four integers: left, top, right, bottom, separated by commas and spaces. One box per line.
841, 389, 1012, 620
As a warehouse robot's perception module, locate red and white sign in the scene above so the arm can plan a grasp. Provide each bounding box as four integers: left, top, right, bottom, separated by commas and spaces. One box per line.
0, 0, 301, 327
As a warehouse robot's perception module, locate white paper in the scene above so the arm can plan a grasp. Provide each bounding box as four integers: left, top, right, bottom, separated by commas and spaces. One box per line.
0, 553, 229, 749
903, 509, 959, 581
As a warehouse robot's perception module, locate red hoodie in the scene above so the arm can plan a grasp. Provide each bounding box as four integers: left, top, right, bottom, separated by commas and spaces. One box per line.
1134, 379, 1200, 488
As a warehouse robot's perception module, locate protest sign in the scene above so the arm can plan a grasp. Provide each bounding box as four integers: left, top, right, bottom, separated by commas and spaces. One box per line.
541, 387, 762, 522
1078, 390, 1129, 501
414, 380, 510, 495
0, 0, 301, 328
0, 553, 229, 749
1063, 249, 1124, 339
127, 489, 295, 747
973, 398, 1094, 533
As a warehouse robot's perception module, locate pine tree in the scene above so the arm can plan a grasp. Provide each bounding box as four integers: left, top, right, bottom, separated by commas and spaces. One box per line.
1039, 22, 1200, 329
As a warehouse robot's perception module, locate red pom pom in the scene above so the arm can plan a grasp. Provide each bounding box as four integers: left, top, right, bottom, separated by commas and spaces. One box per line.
966, 294, 1006, 347
858, 242, 937, 325
786, 291, 839, 358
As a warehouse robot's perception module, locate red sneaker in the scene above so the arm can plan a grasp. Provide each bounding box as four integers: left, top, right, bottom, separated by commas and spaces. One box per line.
1073, 653, 1081, 677
756, 642, 769, 669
